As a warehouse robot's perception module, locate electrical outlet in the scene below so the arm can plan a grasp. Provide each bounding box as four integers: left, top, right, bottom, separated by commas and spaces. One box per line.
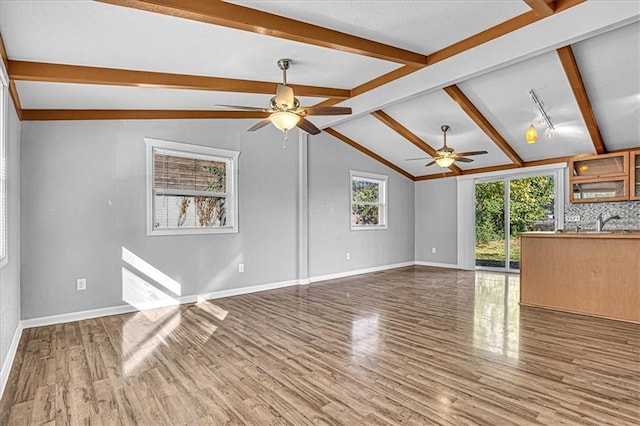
566, 215, 580, 222
346, 252, 351, 260
431, 247, 437, 254
239, 263, 245, 273
76, 278, 86, 291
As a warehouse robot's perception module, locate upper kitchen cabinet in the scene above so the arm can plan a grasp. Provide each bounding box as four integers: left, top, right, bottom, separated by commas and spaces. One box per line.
569, 152, 629, 203
631, 149, 640, 201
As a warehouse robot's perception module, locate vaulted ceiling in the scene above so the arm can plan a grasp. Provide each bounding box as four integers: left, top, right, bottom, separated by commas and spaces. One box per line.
1, 1, 639, 180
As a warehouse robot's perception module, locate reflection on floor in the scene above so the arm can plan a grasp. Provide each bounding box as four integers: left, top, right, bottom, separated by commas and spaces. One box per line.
1, 266, 638, 425
473, 272, 520, 358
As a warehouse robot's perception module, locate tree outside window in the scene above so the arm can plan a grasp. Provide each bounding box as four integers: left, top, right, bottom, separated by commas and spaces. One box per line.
146, 138, 239, 235
350, 171, 388, 230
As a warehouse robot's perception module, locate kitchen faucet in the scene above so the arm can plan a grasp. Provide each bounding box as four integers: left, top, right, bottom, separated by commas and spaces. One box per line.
595, 213, 620, 232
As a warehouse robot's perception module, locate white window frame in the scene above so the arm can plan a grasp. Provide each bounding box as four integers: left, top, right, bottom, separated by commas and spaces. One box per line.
146, 138, 239, 236
0, 59, 8, 268
350, 170, 388, 231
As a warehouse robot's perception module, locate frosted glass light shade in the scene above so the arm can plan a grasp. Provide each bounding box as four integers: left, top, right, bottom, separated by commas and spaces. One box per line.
270, 111, 300, 131
435, 156, 455, 168
525, 125, 538, 144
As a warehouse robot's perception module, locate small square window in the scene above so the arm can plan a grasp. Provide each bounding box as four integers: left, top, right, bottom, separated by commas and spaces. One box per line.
146, 138, 239, 235
350, 170, 388, 230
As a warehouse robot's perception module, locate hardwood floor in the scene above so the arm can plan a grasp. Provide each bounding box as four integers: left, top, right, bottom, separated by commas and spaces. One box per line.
1, 266, 639, 425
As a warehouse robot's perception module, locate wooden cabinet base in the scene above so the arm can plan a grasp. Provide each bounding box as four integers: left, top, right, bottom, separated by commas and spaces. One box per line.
520, 234, 640, 323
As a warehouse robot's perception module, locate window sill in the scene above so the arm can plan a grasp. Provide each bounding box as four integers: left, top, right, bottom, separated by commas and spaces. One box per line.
148, 227, 238, 236
350, 225, 388, 231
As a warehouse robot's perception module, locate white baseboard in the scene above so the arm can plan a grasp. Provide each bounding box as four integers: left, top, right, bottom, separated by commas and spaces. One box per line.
0, 321, 24, 399
21, 304, 140, 329
193, 279, 299, 303
309, 261, 415, 283
21, 279, 301, 329
414, 260, 460, 269
21, 263, 423, 329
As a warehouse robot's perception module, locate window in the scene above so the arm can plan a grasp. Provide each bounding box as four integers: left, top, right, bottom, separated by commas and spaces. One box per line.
146, 138, 239, 235
0, 63, 7, 267
350, 170, 388, 230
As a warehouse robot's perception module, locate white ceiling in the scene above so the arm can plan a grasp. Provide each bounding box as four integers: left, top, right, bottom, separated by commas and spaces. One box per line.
571, 21, 640, 149
228, 1, 531, 55
1, 0, 639, 179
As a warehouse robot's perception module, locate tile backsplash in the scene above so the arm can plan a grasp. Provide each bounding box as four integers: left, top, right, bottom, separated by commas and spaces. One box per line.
564, 201, 640, 230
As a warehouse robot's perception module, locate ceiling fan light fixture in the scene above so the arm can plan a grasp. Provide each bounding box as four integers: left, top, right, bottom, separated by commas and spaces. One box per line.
435, 156, 456, 168
525, 125, 538, 144
269, 111, 300, 132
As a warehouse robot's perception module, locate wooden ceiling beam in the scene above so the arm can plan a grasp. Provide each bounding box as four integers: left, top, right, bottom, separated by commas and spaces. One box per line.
415, 154, 575, 181
523, 0, 555, 17
7, 81, 23, 120
524, 155, 574, 167
372, 110, 463, 175
315, 65, 422, 108
0, 33, 8, 72
460, 163, 521, 176
557, 46, 606, 154
351, 65, 422, 98
324, 128, 415, 181
443, 85, 524, 167
9, 60, 349, 99
414, 172, 459, 181
428, 0, 584, 66
0, 33, 23, 120
97, 0, 427, 66
315, 0, 584, 106
20, 109, 269, 121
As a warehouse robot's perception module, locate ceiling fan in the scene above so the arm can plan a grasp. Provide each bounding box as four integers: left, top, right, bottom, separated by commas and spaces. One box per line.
216, 58, 352, 138
406, 125, 488, 168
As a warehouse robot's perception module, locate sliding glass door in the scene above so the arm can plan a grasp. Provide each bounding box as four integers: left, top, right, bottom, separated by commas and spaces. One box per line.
475, 174, 556, 272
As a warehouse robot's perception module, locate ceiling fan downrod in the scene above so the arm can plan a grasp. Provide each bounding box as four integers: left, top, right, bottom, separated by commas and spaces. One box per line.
277, 58, 292, 85
441, 124, 450, 148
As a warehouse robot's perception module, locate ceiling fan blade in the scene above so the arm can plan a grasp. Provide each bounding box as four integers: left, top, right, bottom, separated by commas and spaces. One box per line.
247, 118, 272, 132
215, 104, 268, 112
456, 150, 488, 157
275, 84, 295, 108
456, 157, 474, 163
296, 117, 321, 135
424, 160, 437, 167
299, 106, 352, 116
405, 157, 431, 161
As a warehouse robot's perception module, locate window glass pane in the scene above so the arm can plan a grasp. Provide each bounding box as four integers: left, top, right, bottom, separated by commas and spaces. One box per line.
352, 178, 379, 202
352, 204, 380, 226
154, 195, 226, 229
154, 152, 227, 193
572, 180, 625, 199
350, 171, 387, 230
147, 139, 238, 235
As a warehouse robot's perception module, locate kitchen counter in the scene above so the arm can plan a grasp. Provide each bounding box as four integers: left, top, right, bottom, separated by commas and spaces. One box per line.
520, 230, 640, 239
519, 232, 640, 323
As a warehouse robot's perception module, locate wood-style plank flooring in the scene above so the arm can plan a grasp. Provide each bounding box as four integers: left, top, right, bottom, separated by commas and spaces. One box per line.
1, 266, 639, 425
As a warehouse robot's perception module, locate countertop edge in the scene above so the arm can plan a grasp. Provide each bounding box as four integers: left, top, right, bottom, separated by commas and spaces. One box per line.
519, 231, 640, 239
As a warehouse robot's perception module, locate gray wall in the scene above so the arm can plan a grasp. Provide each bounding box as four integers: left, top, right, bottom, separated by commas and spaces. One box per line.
414, 178, 458, 265
1, 100, 21, 374
20, 120, 300, 319
308, 132, 415, 276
